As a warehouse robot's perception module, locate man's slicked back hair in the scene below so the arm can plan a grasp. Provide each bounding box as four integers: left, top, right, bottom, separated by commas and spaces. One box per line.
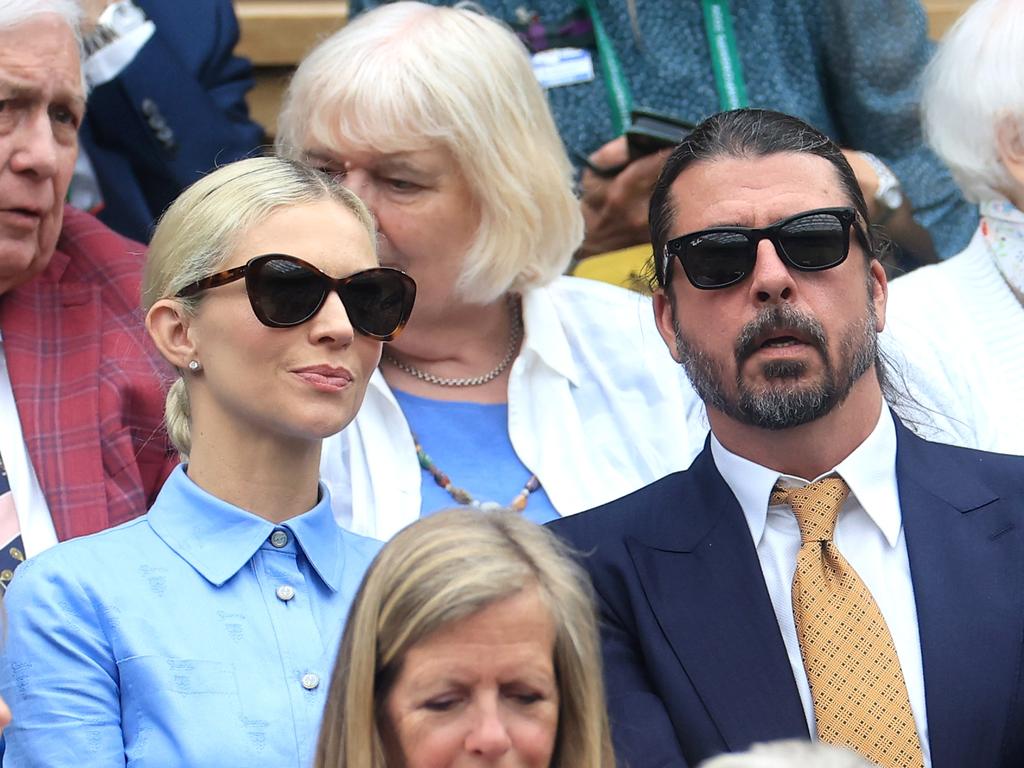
649, 109, 875, 286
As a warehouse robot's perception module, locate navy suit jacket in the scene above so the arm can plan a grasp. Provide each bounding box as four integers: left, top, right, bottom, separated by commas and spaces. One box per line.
548, 420, 1024, 767
79, 0, 265, 243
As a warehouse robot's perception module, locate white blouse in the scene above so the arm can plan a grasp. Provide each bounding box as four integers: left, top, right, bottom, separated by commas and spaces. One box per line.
321, 276, 710, 540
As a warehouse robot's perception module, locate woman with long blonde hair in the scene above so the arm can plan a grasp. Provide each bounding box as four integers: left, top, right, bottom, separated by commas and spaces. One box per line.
315, 509, 616, 767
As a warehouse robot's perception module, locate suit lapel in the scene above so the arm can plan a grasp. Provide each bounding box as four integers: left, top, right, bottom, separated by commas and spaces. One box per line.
896, 423, 1023, 768
626, 451, 809, 750
3, 280, 106, 540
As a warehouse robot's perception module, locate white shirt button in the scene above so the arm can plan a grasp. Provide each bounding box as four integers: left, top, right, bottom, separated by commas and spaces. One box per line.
276, 585, 296, 606
276, 585, 295, 602
301, 673, 320, 690
270, 530, 289, 548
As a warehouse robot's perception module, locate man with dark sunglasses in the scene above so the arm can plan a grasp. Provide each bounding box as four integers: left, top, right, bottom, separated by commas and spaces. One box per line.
548, 109, 1024, 768
0, 0, 175, 568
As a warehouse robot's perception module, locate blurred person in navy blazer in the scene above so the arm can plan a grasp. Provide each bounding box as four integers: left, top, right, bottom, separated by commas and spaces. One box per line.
73, 0, 265, 242
548, 109, 1024, 768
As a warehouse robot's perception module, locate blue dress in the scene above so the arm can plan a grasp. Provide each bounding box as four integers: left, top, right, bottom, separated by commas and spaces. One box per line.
394, 389, 559, 524
0, 465, 381, 766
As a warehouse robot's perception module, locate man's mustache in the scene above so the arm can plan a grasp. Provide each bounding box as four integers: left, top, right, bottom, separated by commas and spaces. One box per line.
734, 304, 828, 364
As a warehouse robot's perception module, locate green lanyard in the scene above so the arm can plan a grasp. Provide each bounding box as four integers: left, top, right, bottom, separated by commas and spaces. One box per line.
582, 0, 749, 136
582, 0, 632, 135
701, 0, 749, 110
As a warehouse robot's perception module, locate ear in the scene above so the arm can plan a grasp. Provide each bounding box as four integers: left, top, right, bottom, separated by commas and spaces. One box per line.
652, 288, 683, 363
996, 118, 1024, 197
869, 259, 888, 333
146, 299, 197, 370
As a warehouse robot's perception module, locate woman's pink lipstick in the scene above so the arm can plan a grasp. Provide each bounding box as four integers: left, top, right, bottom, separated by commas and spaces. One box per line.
292, 364, 354, 392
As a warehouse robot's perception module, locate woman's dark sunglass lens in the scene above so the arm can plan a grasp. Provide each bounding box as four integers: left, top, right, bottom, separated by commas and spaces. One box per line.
338, 272, 410, 338
250, 258, 327, 327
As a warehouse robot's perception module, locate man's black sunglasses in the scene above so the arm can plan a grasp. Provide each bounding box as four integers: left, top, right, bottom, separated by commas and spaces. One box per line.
176, 254, 417, 341
662, 207, 870, 290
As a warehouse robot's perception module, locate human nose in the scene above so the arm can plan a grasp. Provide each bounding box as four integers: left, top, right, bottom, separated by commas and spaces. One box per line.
308, 290, 356, 347
10, 110, 59, 178
338, 168, 377, 210
463, 699, 513, 759
748, 236, 796, 304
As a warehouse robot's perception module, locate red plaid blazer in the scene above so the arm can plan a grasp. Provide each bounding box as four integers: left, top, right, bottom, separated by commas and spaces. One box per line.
0, 206, 177, 540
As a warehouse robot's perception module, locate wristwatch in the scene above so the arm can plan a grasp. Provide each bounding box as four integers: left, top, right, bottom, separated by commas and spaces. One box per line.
859, 152, 903, 225
83, 0, 149, 57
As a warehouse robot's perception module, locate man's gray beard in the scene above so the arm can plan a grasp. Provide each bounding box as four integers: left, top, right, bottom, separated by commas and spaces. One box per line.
673, 302, 877, 431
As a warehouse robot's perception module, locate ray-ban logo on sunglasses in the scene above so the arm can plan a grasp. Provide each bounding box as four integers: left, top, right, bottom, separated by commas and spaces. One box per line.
663, 207, 868, 290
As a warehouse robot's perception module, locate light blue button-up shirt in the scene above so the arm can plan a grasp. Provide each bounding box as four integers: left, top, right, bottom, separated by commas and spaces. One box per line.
0, 465, 381, 766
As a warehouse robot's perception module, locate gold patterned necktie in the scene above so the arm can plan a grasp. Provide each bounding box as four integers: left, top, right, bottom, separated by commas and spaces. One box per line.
770, 476, 924, 768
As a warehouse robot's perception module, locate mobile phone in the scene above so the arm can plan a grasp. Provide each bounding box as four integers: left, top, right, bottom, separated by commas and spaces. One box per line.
625, 109, 695, 161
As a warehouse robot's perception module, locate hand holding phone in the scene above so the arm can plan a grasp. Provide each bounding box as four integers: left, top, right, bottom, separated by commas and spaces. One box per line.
579, 137, 668, 256
577, 109, 695, 178
625, 109, 696, 161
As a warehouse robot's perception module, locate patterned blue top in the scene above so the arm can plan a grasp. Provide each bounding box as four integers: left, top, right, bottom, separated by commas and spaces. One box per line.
351, 0, 977, 258
0, 465, 381, 767
393, 389, 559, 523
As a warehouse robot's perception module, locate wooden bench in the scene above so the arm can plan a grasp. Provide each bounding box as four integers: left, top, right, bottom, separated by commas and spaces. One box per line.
235, 1, 348, 135
925, 0, 973, 38
235, 0, 975, 137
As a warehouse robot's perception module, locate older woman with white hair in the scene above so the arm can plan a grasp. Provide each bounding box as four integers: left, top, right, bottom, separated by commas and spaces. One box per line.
277, 2, 705, 539
883, 0, 1024, 454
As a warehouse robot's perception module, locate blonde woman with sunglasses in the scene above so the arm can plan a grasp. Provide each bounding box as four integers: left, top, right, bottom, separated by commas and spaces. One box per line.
0, 157, 416, 766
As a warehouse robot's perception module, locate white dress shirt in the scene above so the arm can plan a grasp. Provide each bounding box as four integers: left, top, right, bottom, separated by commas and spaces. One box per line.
321, 276, 709, 540
710, 405, 931, 766
0, 334, 58, 557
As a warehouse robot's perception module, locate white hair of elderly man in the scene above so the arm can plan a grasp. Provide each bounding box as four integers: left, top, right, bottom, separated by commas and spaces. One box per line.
698, 740, 878, 768
0, 0, 82, 35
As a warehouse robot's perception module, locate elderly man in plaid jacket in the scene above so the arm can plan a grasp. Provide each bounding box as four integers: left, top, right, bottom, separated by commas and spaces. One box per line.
0, 0, 175, 574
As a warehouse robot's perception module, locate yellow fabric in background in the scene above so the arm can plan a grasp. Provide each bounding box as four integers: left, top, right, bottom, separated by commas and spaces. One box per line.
570, 244, 653, 294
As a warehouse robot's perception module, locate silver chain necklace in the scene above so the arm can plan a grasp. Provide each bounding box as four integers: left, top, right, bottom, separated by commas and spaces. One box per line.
381, 297, 523, 387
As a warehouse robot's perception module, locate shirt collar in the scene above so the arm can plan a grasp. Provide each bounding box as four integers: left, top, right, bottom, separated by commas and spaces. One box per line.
519, 286, 581, 387
711, 404, 902, 548
148, 465, 347, 590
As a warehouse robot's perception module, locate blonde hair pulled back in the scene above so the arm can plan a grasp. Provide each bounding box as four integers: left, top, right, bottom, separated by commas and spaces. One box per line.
141, 156, 377, 457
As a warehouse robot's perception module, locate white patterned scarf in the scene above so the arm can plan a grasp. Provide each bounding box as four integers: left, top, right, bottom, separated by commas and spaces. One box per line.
980, 198, 1024, 299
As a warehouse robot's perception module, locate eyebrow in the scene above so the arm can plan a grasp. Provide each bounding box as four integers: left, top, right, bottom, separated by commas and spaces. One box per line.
303, 150, 438, 181
1, 82, 86, 112
374, 157, 434, 177
303, 150, 337, 167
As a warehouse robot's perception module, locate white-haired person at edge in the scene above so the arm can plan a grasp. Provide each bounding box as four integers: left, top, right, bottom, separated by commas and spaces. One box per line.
276, 1, 706, 540
882, 0, 1024, 456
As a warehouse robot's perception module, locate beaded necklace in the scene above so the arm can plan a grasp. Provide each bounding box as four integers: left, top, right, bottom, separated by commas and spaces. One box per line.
413, 435, 541, 513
